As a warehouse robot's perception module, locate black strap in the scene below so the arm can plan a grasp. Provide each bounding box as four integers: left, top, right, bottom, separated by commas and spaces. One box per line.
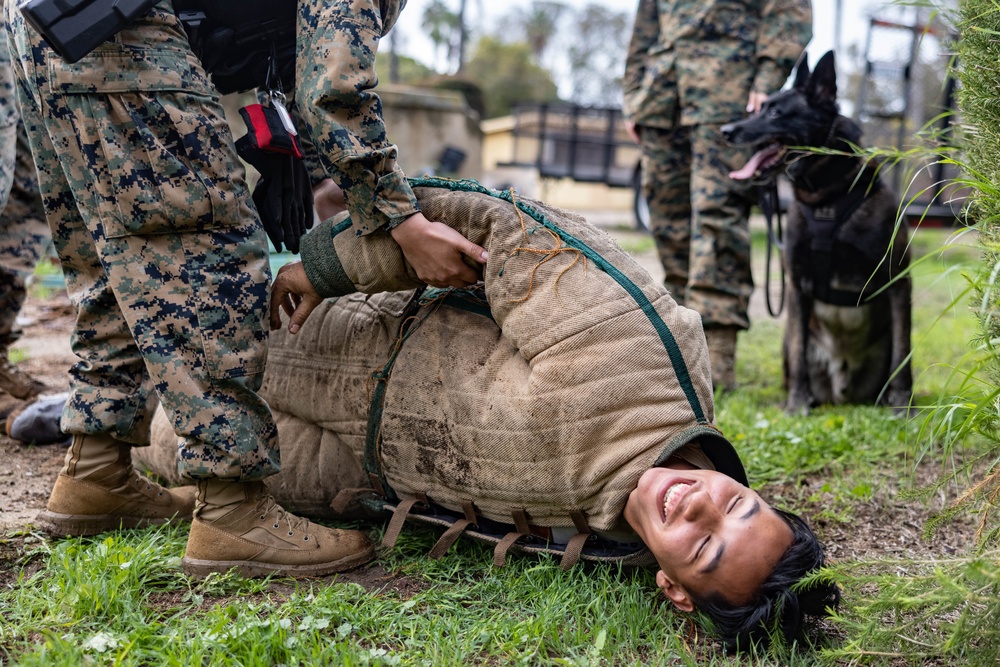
173, 0, 297, 94
758, 182, 785, 317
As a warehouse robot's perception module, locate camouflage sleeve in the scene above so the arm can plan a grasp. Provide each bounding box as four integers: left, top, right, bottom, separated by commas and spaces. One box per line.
291, 111, 329, 188
296, 0, 420, 236
622, 0, 660, 121
0, 23, 17, 208
752, 0, 813, 94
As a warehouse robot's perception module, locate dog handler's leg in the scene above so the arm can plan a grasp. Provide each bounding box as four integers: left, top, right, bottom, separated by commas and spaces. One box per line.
639, 125, 693, 304
686, 125, 754, 390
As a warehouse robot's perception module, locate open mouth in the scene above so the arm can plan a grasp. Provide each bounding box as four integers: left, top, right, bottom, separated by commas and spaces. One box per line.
659, 479, 694, 523
729, 141, 787, 181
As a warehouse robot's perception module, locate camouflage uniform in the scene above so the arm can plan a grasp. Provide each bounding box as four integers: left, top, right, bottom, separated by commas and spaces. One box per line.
623, 0, 812, 330
0, 21, 50, 399
4, 2, 277, 480
0, 124, 49, 357
3, 0, 419, 479
295, 0, 417, 236
0, 15, 15, 206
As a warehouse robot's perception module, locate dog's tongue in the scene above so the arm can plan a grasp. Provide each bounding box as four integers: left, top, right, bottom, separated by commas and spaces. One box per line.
729, 145, 781, 180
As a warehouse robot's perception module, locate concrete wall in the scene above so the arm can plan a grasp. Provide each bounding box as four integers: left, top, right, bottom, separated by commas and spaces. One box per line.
379, 84, 483, 181
223, 88, 633, 217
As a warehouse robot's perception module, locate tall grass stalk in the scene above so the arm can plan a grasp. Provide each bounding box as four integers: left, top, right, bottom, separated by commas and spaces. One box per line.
919, 0, 1000, 549
801, 0, 1000, 663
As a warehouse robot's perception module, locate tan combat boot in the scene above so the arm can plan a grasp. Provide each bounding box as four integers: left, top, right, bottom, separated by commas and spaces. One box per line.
182, 480, 375, 578
37, 434, 196, 537
0, 356, 47, 400
704, 327, 738, 393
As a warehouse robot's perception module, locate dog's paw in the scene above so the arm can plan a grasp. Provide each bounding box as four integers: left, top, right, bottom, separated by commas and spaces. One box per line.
784, 399, 811, 416
785, 390, 813, 416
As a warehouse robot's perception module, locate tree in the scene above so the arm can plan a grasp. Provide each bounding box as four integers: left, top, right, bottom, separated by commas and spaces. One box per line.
420, 0, 480, 74
520, 2, 566, 64
564, 4, 630, 107
374, 52, 435, 86
422, 0, 460, 72
464, 37, 560, 118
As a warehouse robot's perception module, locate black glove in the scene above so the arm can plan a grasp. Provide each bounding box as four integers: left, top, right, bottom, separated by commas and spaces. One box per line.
234, 104, 314, 253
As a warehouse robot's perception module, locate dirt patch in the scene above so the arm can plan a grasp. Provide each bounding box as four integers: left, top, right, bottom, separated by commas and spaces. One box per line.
0, 533, 48, 591
763, 456, 982, 563
0, 288, 74, 535
336, 561, 429, 598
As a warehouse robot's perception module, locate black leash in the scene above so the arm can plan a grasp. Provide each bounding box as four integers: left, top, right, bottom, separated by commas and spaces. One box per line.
758, 182, 785, 317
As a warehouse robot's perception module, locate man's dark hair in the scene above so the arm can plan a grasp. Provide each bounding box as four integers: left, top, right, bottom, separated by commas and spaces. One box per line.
692, 509, 840, 652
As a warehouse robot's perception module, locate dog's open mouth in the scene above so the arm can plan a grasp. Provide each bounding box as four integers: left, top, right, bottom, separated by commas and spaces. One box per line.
729, 142, 787, 181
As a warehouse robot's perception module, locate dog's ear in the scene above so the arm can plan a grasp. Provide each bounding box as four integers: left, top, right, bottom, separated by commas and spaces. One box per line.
793, 52, 811, 91
807, 50, 837, 106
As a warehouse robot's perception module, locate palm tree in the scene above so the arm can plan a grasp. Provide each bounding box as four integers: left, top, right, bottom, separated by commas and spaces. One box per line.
522, 2, 566, 64
422, 0, 459, 71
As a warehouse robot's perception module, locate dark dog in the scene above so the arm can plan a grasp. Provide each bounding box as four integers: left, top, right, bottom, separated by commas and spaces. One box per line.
721, 51, 912, 414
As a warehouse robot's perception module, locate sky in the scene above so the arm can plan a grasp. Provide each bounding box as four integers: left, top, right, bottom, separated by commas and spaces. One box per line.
391, 0, 895, 76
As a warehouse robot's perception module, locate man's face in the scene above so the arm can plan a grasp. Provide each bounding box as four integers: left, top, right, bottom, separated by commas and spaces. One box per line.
623, 467, 793, 611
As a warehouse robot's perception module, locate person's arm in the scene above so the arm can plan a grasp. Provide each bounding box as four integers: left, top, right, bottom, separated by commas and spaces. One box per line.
621, 0, 660, 127
388, 213, 487, 287
271, 209, 489, 333
295, 0, 484, 286
270, 260, 323, 334
752, 0, 813, 97
312, 177, 346, 222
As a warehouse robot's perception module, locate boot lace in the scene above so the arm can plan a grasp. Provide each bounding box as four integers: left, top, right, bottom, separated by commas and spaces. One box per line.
256, 493, 312, 540
127, 467, 164, 496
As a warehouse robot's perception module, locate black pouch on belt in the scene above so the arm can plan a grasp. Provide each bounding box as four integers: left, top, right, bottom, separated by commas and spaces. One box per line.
174, 0, 297, 94
20, 0, 160, 63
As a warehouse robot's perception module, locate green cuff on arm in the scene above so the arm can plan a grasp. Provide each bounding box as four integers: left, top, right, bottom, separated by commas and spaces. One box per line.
298, 216, 357, 298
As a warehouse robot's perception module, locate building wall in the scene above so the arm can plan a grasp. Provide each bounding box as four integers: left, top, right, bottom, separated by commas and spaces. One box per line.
379, 85, 483, 181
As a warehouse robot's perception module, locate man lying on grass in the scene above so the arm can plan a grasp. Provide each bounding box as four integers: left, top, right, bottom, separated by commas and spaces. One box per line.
143, 177, 839, 649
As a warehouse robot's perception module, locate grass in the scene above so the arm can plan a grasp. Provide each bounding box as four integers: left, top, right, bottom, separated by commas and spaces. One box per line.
0, 526, 704, 666
1, 224, 994, 666
613, 232, 657, 256
26, 255, 62, 299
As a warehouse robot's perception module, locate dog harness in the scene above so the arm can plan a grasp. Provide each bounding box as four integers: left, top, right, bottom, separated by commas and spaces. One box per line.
800, 177, 893, 307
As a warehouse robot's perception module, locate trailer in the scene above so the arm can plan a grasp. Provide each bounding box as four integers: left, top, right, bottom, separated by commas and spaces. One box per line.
498, 102, 648, 229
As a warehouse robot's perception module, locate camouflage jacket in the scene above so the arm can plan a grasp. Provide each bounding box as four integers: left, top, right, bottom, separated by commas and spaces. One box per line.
296, 0, 416, 235
622, 0, 812, 128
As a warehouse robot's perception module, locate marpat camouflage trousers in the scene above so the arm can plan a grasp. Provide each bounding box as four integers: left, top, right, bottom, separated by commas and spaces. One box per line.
639, 123, 755, 330
4, 2, 279, 481
0, 29, 50, 350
